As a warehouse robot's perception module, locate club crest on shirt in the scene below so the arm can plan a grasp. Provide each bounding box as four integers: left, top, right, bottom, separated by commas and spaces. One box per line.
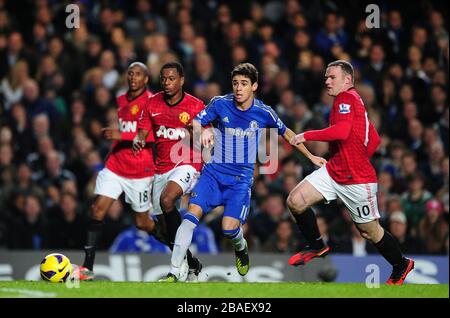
250, 120, 259, 129
338, 103, 351, 114
179, 111, 190, 124
130, 104, 139, 115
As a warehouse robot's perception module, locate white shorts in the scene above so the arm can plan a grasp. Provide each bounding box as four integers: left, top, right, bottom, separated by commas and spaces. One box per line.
152, 165, 200, 215
94, 168, 153, 213
304, 165, 380, 224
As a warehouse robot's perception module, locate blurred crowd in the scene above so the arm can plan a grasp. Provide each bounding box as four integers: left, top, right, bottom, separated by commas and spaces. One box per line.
0, 0, 448, 256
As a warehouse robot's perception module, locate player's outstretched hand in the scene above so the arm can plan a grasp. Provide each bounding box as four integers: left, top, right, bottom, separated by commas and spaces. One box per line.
201, 128, 214, 148
290, 133, 305, 146
102, 128, 121, 140
132, 135, 145, 154
310, 155, 327, 168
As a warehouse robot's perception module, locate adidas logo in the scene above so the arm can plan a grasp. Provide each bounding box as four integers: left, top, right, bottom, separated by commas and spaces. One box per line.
223, 117, 229, 123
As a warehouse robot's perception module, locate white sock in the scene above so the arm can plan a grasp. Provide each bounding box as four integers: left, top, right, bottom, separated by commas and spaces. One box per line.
231, 228, 246, 251
170, 219, 197, 276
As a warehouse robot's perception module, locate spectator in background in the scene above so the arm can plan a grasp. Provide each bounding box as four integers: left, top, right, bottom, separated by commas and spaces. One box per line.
380, 140, 406, 181
7, 102, 33, 159
124, 0, 167, 43
34, 149, 76, 189
31, 112, 51, 141
380, 77, 398, 125
97, 200, 128, 250
192, 53, 224, 90
420, 84, 448, 124
14, 162, 44, 200
22, 79, 58, 123
397, 151, 419, 192
289, 97, 315, 133
0, 31, 36, 79
378, 171, 394, 194
362, 44, 387, 97
262, 217, 299, 253
27, 134, 55, 173
99, 50, 119, 90
436, 157, 449, 218
419, 199, 448, 255
89, 85, 113, 120
0, 142, 13, 172
424, 142, 446, 187
406, 119, 427, 162
35, 55, 59, 96
6, 193, 47, 249
386, 10, 405, 55
337, 223, 378, 256
47, 192, 86, 249
252, 175, 270, 207
389, 211, 426, 255
327, 205, 353, 245
397, 101, 419, 143
316, 214, 339, 251
269, 155, 303, 193
83, 35, 103, 71
250, 193, 287, 245
438, 108, 448, 154
0, 60, 29, 110
314, 12, 348, 59
401, 172, 433, 234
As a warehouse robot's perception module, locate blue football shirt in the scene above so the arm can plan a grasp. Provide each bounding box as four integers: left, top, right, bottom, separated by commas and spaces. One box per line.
195, 94, 286, 180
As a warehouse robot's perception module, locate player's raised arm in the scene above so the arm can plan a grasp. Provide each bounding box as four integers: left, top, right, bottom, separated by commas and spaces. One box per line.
290, 93, 354, 146
283, 127, 327, 168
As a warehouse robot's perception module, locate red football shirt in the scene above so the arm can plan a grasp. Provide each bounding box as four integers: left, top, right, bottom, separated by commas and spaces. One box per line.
304, 88, 380, 184
138, 91, 205, 174
105, 90, 155, 178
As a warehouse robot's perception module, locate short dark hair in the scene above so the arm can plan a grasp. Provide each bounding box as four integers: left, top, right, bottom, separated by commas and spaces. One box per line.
231, 63, 258, 84
128, 62, 149, 76
160, 61, 184, 77
327, 60, 354, 83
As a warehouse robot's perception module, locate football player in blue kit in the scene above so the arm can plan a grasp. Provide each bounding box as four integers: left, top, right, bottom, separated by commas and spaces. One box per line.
160, 63, 327, 282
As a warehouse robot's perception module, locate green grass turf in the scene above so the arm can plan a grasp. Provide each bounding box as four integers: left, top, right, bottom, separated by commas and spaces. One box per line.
0, 281, 448, 298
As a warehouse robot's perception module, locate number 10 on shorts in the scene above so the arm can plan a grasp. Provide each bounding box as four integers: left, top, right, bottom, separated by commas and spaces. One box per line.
356, 205, 370, 218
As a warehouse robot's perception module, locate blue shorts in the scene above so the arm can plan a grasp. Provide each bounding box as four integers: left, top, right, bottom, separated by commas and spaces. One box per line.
189, 166, 252, 224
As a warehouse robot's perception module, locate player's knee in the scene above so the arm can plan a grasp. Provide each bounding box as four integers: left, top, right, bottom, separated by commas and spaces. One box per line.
359, 230, 373, 241
222, 227, 240, 239
135, 220, 145, 231
90, 203, 106, 220
136, 218, 154, 232
287, 193, 306, 214
160, 195, 176, 213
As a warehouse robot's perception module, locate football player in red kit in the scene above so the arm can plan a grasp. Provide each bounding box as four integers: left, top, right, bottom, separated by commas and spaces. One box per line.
77, 62, 173, 280
133, 62, 205, 282
288, 60, 414, 285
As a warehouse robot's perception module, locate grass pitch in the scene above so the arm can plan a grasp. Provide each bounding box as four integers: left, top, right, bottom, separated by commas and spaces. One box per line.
0, 281, 447, 298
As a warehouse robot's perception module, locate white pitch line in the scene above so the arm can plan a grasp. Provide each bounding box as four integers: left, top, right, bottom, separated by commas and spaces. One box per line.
0, 288, 57, 298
